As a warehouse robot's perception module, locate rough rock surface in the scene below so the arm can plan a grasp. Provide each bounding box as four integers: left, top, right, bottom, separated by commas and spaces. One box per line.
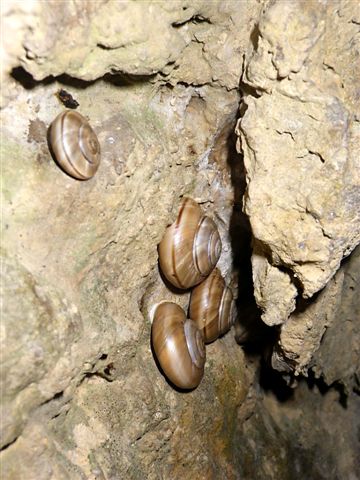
1, 0, 257, 478
1, 0, 258, 106
311, 244, 360, 392
1, 0, 360, 479
237, 379, 360, 480
237, 0, 360, 376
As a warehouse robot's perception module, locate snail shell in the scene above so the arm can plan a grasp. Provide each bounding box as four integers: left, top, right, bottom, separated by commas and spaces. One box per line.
48, 110, 101, 180
151, 302, 206, 389
189, 268, 235, 343
158, 197, 221, 289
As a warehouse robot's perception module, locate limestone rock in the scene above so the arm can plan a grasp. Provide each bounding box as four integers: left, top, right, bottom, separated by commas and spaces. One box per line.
252, 245, 297, 326
311, 244, 360, 391
2, 0, 360, 477
0, 253, 83, 448
238, 0, 360, 295
271, 245, 359, 385
1, 0, 259, 107
236, 383, 360, 480
272, 267, 345, 377
0, 0, 258, 476
237, 0, 360, 374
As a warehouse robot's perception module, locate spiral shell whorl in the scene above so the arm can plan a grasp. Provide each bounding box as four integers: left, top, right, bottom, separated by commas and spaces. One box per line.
219, 286, 235, 335
158, 198, 221, 289
189, 268, 235, 343
193, 216, 221, 275
184, 319, 206, 369
151, 302, 205, 389
49, 110, 100, 180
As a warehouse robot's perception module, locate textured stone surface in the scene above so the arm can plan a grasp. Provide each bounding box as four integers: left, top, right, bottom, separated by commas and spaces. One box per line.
238, 0, 360, 296
236, 0, 360, 375
272, 267, 345, 377
252, 247, 297, 326
1, 253, 84, 448
1, 0, 260, 106
1, 0, 360, 478
272, 244, 359, 382
0, 74, 243, 475
311, 244, 360, 392
237, 380, 360, 480
1, 0, 255, 477
2, 338, 250, 480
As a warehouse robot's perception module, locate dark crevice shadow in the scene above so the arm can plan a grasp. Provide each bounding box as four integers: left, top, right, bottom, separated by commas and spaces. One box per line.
226, 127, 276, 353
11, 67, 97, 90
306, 370, 348, 408
103, 72, 157, 87
276, 262, 304, 294
0, 435, 19, 453
249, 23, 260, 50
54, 74, 97, 89
39, 390, 64, 407
258, 358, 294, 402
225, 111, 293, 403
10, 66, 156, 92
172, 14, 212, 28
11, 66, 54, 89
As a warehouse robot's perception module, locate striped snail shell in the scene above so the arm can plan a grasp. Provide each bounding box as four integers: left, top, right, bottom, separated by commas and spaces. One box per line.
189, 268, 235, 343
158, 197, 221, 289
48, 110, 101, 180
151, 302, 206, 389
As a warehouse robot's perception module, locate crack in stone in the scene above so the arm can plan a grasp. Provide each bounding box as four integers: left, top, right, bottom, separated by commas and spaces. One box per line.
308, 149, 325, 164
88, 239, 118, 258
275, 129, 295, 141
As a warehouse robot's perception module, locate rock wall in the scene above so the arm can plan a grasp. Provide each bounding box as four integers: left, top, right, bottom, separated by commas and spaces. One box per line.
1, 1, 359, 479
236, 0, 360, 381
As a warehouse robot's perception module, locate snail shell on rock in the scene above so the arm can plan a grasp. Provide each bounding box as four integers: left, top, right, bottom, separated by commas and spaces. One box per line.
158, 197, 221, 289
151, 302, 206, 389
189, 268, 235, 343
48, 110, 101, 180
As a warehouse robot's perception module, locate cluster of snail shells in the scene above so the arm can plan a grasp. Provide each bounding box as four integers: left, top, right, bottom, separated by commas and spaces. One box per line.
151, 197, 235, 390
48, 110, 101, 180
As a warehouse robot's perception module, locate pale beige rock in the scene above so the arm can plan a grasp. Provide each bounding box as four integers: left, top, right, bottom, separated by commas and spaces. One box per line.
0, 0, 258, 476
237, 0, 360, 374
0, 1, 39, 106
252, 245, 297, 326
1, 253, 83, 448
2, 0, 360, 477
272, 268, 345, 376
165, 1, 260, 90
0, 0, 258, 103
311, 244, 360, 391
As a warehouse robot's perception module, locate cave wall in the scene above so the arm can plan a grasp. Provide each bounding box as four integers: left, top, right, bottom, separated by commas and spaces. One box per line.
1, 1, 359, 479
236, 0, 360, 383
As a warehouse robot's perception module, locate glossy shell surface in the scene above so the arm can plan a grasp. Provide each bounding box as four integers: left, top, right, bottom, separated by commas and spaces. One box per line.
189, 268, 235, 343
158, 198, 221, 289
151, 302, 206, 389
49, 110, 100, 180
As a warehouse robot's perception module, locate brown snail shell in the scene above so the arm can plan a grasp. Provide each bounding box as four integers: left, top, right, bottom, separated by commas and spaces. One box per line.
48, 110, 100, 180
151, 302, 206, 389
189, 268, 235, 343
158, 198, 221, 289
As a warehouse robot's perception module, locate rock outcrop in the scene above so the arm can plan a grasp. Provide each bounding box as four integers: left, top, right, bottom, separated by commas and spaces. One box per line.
237, 0, 360, 379
1, 0, 359, 478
